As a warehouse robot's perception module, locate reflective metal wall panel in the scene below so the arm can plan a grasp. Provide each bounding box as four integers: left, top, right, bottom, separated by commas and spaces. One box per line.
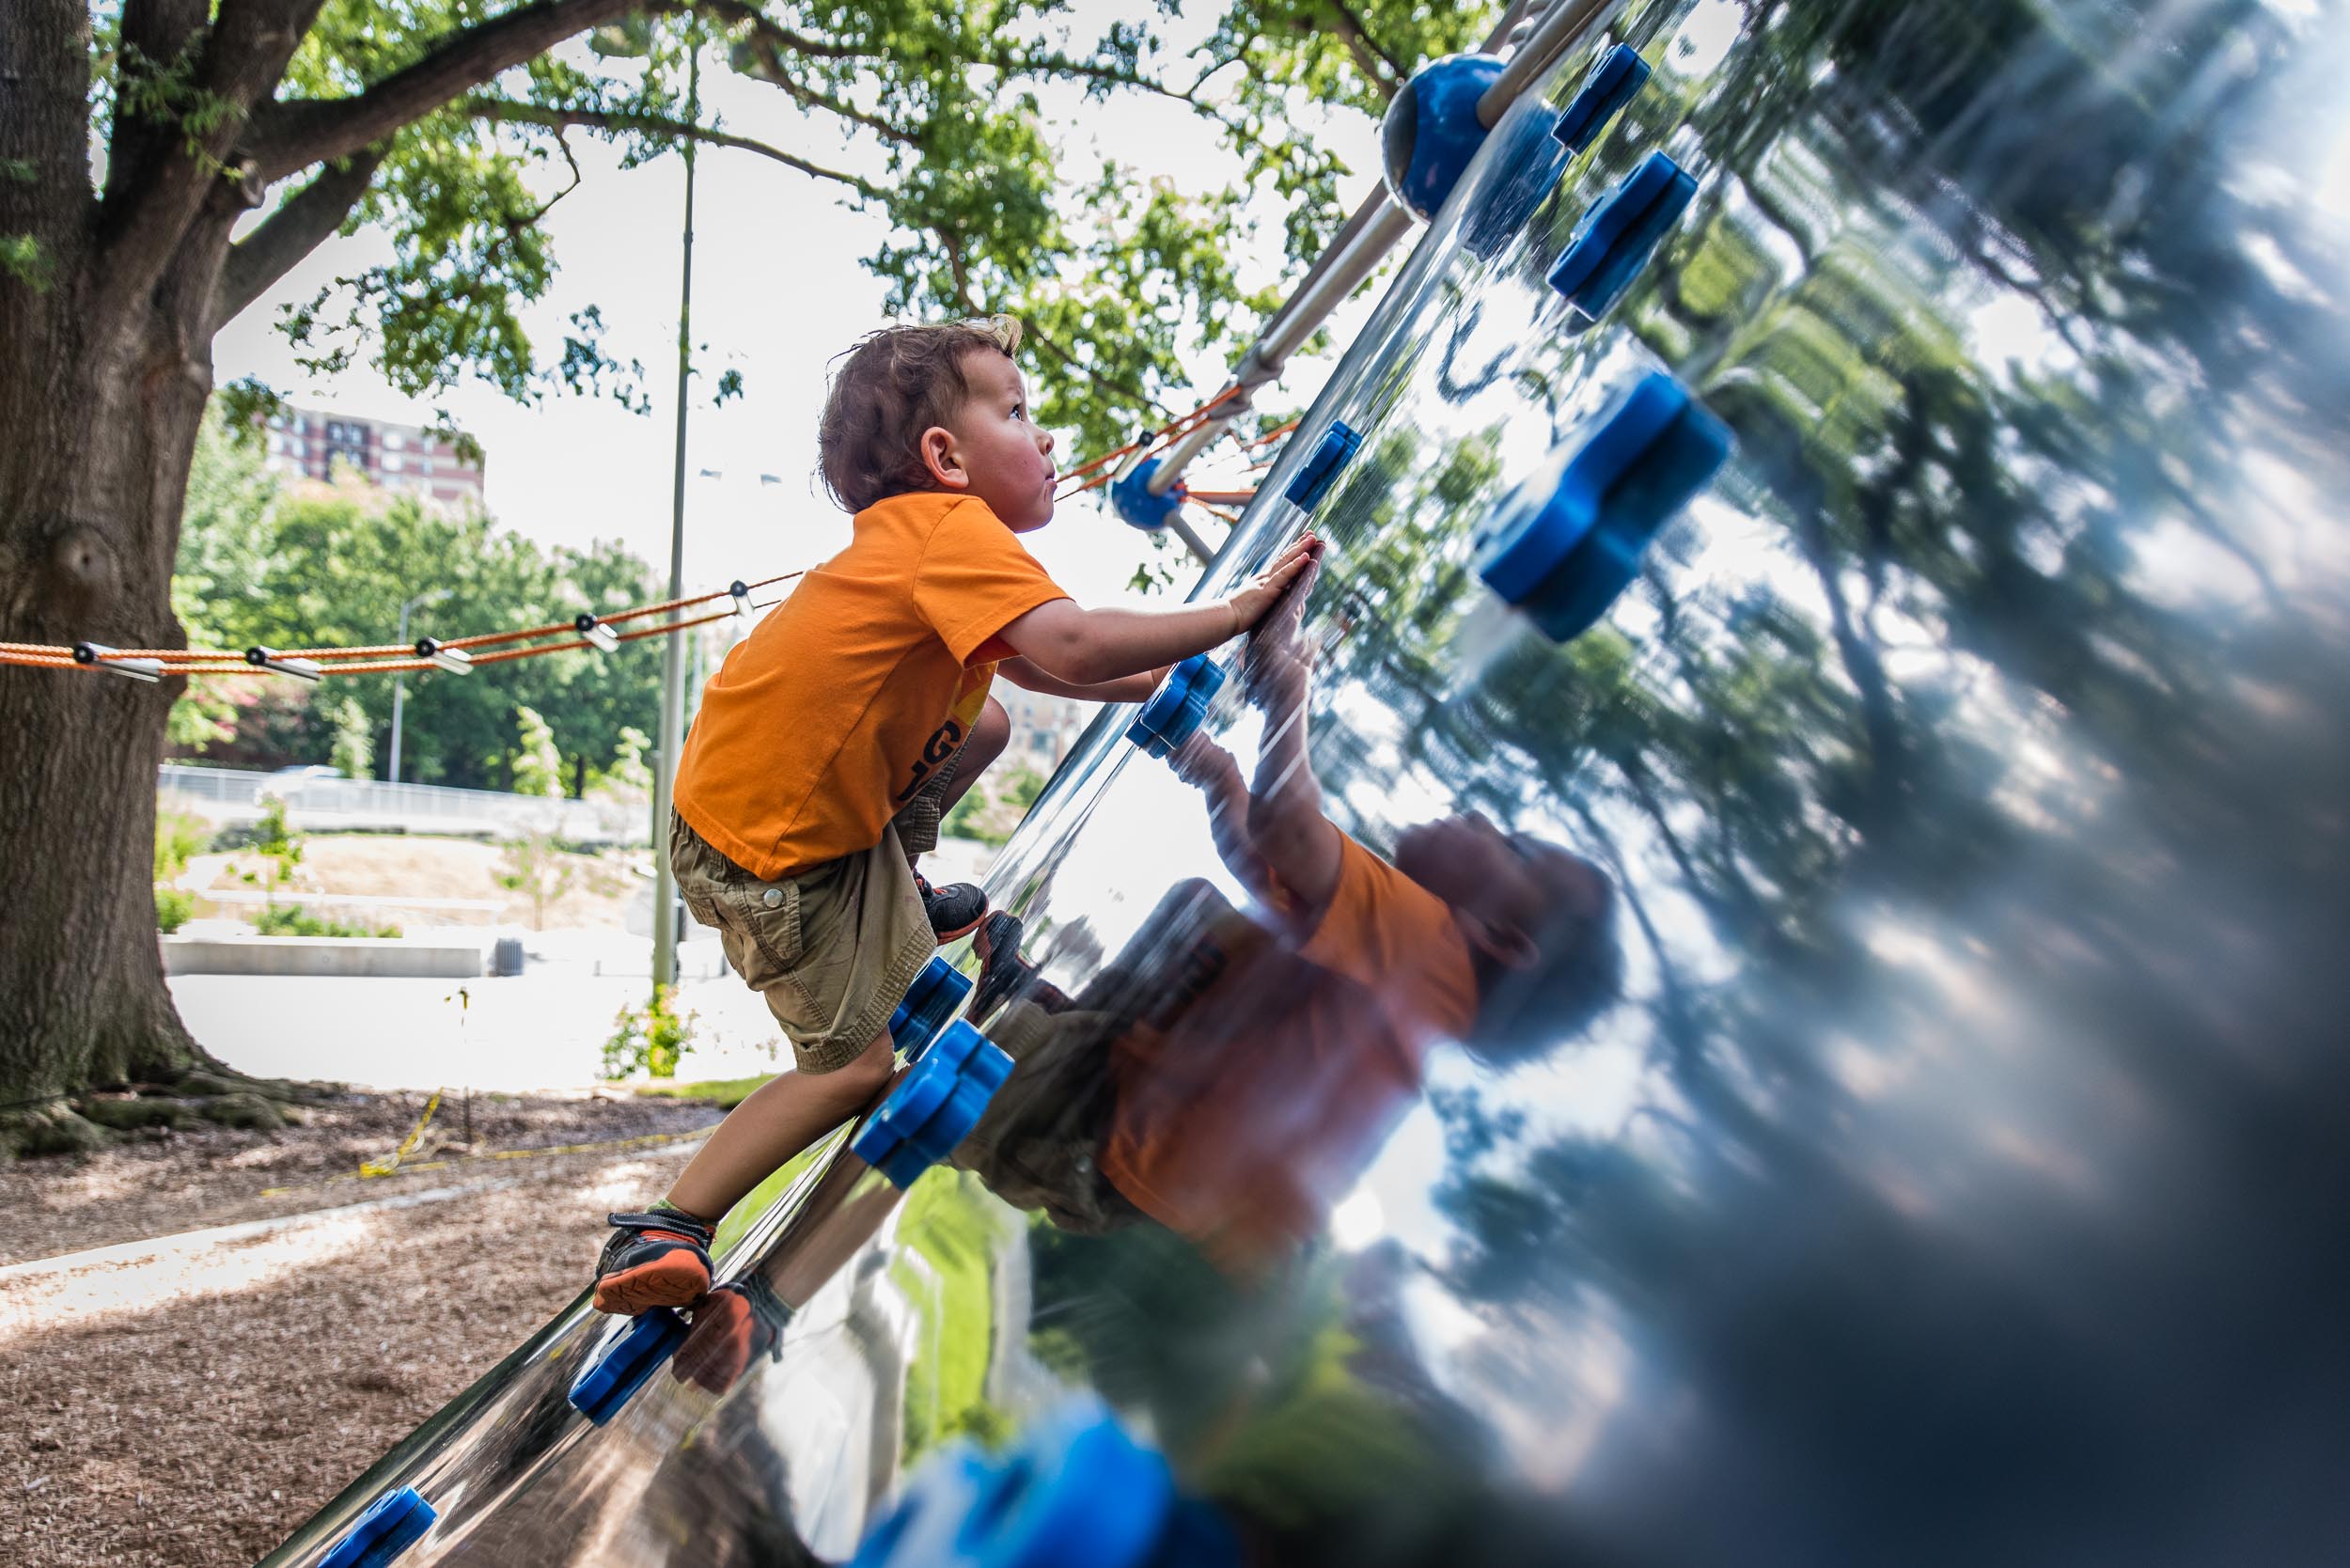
264, 1, 2350, 1563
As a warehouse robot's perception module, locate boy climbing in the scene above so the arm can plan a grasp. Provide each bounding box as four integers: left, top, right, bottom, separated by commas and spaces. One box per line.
591, 315, 1316, 1314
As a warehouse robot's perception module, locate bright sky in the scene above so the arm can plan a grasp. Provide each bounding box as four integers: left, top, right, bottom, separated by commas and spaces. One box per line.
213, 6, 1400, 610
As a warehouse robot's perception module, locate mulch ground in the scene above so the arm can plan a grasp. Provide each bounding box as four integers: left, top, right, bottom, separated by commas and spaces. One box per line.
0, 1090, 726, 1567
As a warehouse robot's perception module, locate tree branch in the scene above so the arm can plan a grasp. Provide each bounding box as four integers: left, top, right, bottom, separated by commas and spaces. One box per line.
243, 0, 639, 180
95, 0, 332, 316
465, 97, 885, 197
1323, 0, 1404, 91
663, 0, 875, 62
213, 143, 385, 324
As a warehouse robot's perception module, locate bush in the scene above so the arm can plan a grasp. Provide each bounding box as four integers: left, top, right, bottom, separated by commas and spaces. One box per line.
603, 985, 694, 1080
253, 903, 400, 939
154, 809, 212, 880
155, 886, 196, 933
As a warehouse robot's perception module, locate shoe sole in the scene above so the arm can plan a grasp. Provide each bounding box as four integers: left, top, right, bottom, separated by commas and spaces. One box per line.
932, 912, 988, 945
592, 1252, 710, 1315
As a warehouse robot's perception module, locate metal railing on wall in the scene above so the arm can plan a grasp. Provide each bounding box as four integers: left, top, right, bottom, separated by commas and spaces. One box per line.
157, 764, 649, 846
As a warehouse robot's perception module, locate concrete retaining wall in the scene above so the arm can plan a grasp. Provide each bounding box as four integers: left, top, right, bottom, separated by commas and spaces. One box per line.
162, 933, 486, 979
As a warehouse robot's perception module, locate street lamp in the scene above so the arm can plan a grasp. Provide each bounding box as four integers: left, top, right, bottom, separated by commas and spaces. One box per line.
389, 587, 451, 783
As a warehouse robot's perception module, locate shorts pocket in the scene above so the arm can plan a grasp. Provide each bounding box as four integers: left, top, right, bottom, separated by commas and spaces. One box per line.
727, 877, 804, 976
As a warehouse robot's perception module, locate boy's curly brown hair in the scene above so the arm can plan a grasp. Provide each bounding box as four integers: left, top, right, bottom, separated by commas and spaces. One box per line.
817, 315, 1024, 513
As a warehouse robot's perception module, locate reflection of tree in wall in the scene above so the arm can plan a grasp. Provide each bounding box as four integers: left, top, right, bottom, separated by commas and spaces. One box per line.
1286, 0, 2350, 1553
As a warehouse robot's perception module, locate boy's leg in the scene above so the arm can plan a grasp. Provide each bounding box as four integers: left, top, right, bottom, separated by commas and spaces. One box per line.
595, 818, 934, 1313
661, 1028, 894, 1221
897, 696, 1010, 942
934, 696, 1010, 814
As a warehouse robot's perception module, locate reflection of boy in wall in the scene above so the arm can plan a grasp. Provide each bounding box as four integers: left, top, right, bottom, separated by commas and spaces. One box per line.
961, 594, 1621, 1276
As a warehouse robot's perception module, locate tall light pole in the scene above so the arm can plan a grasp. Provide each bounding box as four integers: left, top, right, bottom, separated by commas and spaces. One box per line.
388, 587, 450, 783
650, 27, 700, 997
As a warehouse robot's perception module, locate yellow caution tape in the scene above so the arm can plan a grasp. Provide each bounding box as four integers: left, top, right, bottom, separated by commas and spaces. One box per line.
359, 1089, 443, 1178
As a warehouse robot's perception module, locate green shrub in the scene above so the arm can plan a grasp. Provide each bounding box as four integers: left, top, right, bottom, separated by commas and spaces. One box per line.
253, 903, 400, 939
154, 810, 212, 880
155, 886, 196, 933
603, 984, 694, 1080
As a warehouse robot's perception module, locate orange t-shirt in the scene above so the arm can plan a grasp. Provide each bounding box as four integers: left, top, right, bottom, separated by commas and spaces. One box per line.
1100, 834, 1480, 1273
673, 493, 1069, 878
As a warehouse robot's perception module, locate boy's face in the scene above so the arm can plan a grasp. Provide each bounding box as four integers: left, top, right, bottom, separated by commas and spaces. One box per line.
1394, 811, 1609, 961
925, 351, 1058, 531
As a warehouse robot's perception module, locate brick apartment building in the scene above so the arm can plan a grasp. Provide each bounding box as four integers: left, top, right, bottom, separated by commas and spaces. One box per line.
261, 406, 486, 508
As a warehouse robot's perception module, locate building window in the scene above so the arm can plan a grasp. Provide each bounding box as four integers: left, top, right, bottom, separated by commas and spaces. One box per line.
385, 431, 404, 449
384, 454, 403, 472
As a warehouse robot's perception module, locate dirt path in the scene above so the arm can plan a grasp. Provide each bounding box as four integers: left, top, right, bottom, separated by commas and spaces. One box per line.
0, 1094, 723, 1568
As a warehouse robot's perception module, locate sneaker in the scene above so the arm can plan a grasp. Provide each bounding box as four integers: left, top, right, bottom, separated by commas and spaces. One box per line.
970, 912, 1070, 1019
672, 1276, 792, 1395
591, 1209, 715, 1316
914, 871, 989, 945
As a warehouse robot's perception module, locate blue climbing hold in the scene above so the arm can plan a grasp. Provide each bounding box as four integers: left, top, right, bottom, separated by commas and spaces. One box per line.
1110, 458, 1187, 532
849, 1396, 1233, 1568
1125, 655, 1228, 760
1552, 43, 1651, 156
850, 1022, 1013, 1188
1547, 149, 1699, 320
568, 1306, 692, 1425
1381, 53, 1508, 222
316, 1485, 436, 1568
1473, 370, 1731, 643
890, 955, 973, 1060
1280, 420, 1362, 513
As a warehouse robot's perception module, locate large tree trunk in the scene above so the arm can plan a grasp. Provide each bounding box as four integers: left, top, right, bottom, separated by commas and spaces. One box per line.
0, 0, 239, 1117
0, 289, 229, 1107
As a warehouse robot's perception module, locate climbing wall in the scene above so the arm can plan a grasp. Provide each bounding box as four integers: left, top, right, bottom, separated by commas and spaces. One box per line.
266, 1, 2350, 1564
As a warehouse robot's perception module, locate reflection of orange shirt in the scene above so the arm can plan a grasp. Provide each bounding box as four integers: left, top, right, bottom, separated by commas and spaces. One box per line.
1101, 835, 1480, 1273
674, 494, 1068, 879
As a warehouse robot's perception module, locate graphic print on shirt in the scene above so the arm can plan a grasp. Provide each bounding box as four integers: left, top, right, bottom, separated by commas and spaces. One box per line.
893, 664, 997, 804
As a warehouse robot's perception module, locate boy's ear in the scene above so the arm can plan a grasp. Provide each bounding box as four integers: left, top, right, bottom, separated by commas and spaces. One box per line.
1463, 913, 1540, 971
919, 425, 967, 489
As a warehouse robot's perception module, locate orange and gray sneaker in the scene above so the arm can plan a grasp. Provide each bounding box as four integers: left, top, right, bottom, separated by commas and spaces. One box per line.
914, 871, 989, 944
591, 1209, 715, 1315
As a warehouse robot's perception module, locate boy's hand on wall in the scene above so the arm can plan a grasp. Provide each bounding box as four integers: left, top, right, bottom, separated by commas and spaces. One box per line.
1224, 533, 1321, 634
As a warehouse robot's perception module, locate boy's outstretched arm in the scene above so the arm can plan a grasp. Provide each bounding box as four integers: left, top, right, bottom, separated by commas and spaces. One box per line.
995, 535, 1319, 687
1236, 631, 1344, 912
1171, 733, 1278, 907
996, 657, 1167, 704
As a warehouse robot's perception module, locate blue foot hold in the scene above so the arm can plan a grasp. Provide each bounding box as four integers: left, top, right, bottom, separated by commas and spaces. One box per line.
1381, 53, 1508, 222
1546, 149, 1699, 320
568, 1307, 692, 1425
1552, 43, 1651, 156
1110, 457, 1188, 532
849, 1396, 1233, 1568
1473, 370, 1731, 644
317, 1485, 436, 1568
891, 955, 974, 1060
1280, 419, 1362, 513
851, 1021, 1013, 1189
1125, 655, 1228, 760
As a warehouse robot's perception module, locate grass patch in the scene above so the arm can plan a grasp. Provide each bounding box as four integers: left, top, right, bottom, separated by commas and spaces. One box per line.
894, 1169, 1008, 1462
634, 1074, 776, 1110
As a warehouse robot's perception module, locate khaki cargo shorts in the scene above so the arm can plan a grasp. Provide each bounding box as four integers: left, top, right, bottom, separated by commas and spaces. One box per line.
668, 755, 962, 1074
